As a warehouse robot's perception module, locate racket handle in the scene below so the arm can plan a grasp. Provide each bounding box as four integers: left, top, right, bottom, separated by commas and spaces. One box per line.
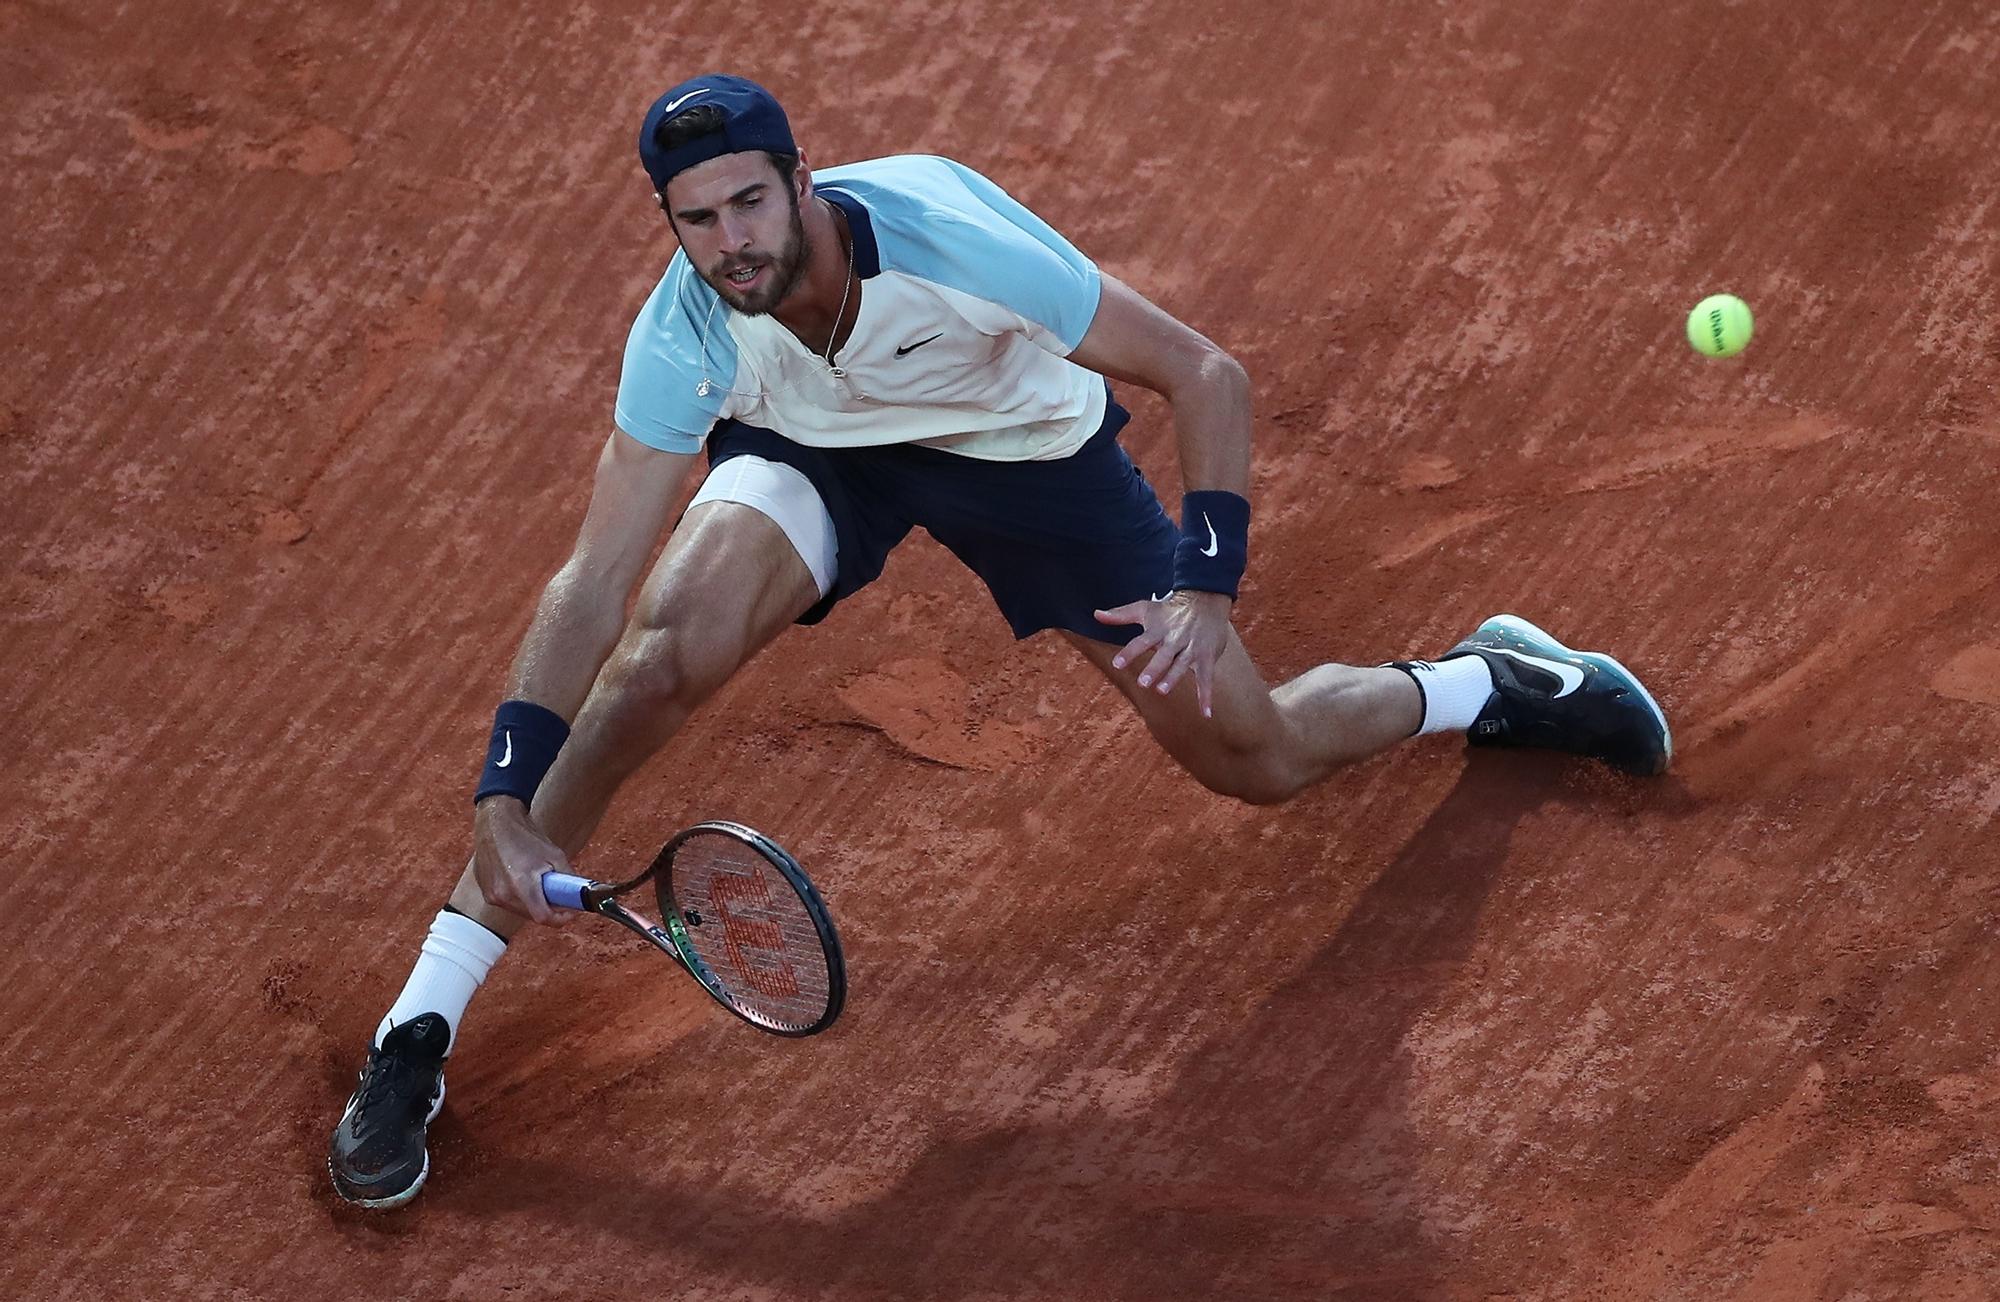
540, 871, 596, 912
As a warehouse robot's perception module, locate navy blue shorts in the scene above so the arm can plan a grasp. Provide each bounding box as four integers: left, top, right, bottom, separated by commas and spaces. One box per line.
706, 388, 1176, 645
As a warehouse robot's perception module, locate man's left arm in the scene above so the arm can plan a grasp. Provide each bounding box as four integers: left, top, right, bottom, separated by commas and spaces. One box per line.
1067, 274, 1253, 716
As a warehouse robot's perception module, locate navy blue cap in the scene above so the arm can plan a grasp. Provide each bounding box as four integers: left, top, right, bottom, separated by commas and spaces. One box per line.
638, 74, 796, 194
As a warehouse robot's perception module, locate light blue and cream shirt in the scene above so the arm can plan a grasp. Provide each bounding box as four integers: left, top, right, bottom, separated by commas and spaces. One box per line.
614, 155, 1106, 462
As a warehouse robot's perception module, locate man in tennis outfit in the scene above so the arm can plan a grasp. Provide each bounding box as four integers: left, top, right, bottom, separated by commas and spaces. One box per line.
328, 75, 1672, 1208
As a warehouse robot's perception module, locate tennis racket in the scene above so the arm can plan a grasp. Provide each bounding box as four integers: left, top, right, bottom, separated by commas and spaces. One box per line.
540, 820, 844, 1037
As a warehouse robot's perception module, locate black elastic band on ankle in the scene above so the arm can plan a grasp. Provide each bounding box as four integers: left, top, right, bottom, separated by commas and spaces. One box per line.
441, 902, 511, 944
1384, 661, 1428, 738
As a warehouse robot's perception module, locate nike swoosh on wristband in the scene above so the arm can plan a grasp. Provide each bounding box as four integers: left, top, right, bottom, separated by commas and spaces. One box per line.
661, 89, 709, 114
497, 731, 514, 768
1486, 647, 1586, 698
1199, 513, 1219, 558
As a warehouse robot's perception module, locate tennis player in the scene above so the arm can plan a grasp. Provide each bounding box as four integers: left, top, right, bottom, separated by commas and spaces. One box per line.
328, 74, 1672, 1208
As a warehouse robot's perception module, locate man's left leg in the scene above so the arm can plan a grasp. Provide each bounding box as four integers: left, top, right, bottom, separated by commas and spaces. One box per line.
1063, 613, 1672, 803
1063, 628, 1422, 804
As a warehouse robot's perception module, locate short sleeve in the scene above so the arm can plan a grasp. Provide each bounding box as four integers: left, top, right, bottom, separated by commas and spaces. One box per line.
613, 254, 737, 452
847, 158, 1102, 356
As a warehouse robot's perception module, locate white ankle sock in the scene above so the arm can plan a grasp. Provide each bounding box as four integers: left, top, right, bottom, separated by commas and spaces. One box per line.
1400, 655, 1498, 735
376, 909, 509, 1052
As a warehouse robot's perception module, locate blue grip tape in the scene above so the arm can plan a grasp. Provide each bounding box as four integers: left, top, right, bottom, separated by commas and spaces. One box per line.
541, 871, 593, 912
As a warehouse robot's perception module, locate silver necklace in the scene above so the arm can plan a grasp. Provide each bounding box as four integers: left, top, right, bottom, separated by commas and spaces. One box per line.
695, 199, 855, 400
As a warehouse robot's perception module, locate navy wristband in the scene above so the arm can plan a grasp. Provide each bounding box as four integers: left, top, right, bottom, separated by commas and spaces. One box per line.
473, 699, 571, 807
1171, 490, 1250, 598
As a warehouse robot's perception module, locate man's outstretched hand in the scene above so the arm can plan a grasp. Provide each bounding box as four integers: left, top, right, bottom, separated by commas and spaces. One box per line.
1094, 589, 1235, 718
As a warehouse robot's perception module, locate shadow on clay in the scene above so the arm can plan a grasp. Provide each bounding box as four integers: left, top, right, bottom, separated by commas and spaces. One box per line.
459, 752, 1663, 1296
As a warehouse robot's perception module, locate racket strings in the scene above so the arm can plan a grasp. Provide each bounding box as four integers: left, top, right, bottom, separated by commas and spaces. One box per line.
666, 837, 835, 1031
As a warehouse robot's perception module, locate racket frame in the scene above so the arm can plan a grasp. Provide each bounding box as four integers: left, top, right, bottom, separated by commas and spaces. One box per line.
569, 821, 845, 1038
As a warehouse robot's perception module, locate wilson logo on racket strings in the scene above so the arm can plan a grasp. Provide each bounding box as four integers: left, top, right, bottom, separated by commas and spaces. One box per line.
708, 872, 802, 1000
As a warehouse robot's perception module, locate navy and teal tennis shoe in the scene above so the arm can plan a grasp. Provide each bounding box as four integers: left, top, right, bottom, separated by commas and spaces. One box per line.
1442, 614, 1672, 776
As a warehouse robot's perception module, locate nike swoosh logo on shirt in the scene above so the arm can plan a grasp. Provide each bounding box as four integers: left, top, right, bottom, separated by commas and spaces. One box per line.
1199, 513, 1219, 558
895, 333, 944, 357
497, 730, 514, 767
1486, 647, 1587, 698
661, 89, 710, 114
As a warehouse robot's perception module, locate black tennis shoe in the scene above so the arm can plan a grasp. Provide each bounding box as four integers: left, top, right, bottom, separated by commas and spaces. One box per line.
1442, 614, 1672, 776
328, 1013, 449, 1209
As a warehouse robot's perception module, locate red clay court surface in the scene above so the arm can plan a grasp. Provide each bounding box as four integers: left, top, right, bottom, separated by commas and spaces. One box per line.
6, 2, 2000, 1298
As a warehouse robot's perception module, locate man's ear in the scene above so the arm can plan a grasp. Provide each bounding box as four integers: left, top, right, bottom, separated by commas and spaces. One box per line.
793, 148, 813, 201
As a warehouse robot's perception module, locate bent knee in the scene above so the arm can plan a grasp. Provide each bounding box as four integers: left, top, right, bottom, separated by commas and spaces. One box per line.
1185, 749, 1308, 806
602, 624, 730, 713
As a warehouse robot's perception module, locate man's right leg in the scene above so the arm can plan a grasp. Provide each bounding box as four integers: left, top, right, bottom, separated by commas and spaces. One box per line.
445, 499, 823, 937
330, 498, 822, 1208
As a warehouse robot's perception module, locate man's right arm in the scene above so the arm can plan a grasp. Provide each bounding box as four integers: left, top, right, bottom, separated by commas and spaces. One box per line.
502, 430, 697, 713
470, 428, 698, 922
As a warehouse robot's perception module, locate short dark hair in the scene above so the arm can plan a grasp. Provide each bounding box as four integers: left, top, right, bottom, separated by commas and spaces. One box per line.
654, 103, 799, 188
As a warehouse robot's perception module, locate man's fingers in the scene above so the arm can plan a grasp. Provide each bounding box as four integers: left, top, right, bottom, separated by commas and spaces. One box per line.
1137, 636, 1186, 690
491, 879, 539, 924
1114, 625, 1165, 672
484, 848, 567, 926
522, 880, 555, 924
1192, 651, 1217, 719
1093, 602, 1147, 626
530, 851, 573, 925
528, 884, 565, 926
505, 871, 553, 925
1153, 640, 1199, 696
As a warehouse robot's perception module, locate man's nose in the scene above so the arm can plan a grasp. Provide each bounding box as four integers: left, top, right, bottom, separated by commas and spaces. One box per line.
717, 213, 754, 251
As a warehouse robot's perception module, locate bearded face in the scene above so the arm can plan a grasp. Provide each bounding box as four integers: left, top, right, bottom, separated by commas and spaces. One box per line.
663, 152, 813, 316
702, 185, 809, 315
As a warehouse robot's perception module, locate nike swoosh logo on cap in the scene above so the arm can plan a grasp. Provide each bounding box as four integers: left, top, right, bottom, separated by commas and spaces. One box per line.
1486, 647, 1586, 698
662, 89, 710, 114
497, 730, 514, 768
1199, 513, 1219, 558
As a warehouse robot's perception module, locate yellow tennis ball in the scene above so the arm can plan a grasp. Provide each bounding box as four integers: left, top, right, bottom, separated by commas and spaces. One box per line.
1687, 293, 1753, 358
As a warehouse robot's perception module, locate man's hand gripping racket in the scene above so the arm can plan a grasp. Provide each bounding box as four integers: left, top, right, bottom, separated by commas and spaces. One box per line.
541, 821, 845, 1037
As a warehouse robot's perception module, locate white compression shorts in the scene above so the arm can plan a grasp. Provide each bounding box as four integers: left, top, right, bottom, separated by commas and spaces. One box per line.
686, 455, 839, 599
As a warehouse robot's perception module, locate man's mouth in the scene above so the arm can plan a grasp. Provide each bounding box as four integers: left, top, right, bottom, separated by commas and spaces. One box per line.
723, 263, 766, 290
